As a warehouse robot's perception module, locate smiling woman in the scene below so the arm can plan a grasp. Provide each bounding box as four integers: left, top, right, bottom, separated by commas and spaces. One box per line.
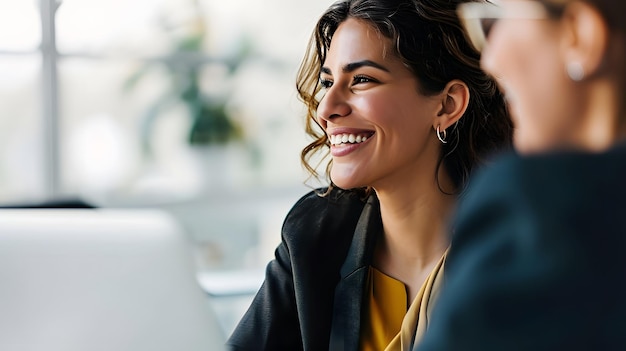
227, 0, 513, 350
315, 18, 451, 191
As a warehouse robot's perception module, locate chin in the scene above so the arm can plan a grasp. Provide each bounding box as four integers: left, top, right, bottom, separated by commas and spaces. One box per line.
330, 179, 363, 190
514, 137, 546, 155
330, 169, 366, 190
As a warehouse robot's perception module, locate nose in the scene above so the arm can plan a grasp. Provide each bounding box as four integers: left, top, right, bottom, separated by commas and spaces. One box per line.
479, 21, 503, 79
480, 44, 496, 77
316, 86, 351, 127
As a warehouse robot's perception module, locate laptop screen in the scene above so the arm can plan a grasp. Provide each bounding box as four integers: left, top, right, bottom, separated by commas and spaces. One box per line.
0, 209, 226, 351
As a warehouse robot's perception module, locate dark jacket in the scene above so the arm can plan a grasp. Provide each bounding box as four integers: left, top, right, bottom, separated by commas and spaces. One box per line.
227, 188, 383, 351
417, 143, 626, 351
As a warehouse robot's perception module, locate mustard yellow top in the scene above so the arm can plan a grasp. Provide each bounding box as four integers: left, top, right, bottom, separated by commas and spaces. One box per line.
360, 250, 448, 351
360, 267, 408, 351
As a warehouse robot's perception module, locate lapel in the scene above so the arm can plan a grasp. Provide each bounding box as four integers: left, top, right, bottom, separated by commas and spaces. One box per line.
329, 193, 382, 351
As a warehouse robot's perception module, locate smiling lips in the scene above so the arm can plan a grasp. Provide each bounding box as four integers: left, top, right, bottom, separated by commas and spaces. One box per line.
329, 132, 374, 156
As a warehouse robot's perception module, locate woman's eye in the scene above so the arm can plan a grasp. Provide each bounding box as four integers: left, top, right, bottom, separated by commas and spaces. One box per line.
319, 79, 333, 89
480, 18, 498, 39
353, 75, 375, 85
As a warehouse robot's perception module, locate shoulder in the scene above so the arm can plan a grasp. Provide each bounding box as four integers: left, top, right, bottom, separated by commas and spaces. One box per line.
450, 151, 574, 269
458, 146, 626, 224
453, 152, 531, 234
284, 187, 367, 223
419, 146, 626, 350
281, 187, 369, 249
450, 145, 626, 269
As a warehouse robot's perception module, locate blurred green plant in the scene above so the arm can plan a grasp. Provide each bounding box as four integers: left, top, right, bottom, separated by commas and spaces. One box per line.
124, 0, 249, 153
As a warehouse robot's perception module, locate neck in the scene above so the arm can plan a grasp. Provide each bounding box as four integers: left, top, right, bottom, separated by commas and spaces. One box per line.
572, 81, 624, 151
372, 180, 453, 302
565, 31, 626, 151
374, 175, 454, 270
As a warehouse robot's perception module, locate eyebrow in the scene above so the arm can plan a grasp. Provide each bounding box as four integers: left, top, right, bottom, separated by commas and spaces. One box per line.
320, 60, 390, 75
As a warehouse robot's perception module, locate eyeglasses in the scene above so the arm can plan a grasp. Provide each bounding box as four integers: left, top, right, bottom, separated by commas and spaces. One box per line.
457, 1, 551, 52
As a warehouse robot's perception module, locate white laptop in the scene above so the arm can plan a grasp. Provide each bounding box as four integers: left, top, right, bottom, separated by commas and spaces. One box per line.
0, 209, 226, 351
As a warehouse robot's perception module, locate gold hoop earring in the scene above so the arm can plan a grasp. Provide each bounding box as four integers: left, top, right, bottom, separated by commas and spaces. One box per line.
436, 125, 448, 144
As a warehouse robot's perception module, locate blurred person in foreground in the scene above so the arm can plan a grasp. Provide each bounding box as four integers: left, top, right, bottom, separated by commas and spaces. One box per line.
227, 0, 512, 350
418, 0, 626, 350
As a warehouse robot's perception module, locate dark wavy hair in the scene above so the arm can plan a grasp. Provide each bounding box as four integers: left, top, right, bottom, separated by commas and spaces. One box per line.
297, 0, 513, 195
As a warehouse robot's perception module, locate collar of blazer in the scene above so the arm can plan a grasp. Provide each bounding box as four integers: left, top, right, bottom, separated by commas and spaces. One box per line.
330, 193, 382, 351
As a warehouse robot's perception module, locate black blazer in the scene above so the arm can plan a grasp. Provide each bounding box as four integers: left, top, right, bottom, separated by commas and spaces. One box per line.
417, 143, 626, 351
227, 188, 383, 351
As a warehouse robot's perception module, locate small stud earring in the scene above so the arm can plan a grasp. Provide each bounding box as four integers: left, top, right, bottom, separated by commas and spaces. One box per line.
566, 62, 585, 82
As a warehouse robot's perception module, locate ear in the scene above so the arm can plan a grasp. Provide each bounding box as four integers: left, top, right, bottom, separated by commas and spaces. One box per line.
560, 1, 610, 79
434, 79, 470, 131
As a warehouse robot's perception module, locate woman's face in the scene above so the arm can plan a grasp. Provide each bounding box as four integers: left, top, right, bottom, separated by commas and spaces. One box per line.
316, 18, 443, 190
481, 0, 581, 154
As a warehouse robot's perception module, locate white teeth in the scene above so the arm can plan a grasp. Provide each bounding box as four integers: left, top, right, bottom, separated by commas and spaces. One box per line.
329, 133, 371, 145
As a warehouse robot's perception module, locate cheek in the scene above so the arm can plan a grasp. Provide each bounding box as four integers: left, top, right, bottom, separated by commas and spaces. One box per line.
514, 51, 561, 113
509, 55, 564, 152
352, 93, 396, 123
483, 21, 561, 101
484, 23, 570, 151
355, 90, 433, 129
516, 46, 576, 149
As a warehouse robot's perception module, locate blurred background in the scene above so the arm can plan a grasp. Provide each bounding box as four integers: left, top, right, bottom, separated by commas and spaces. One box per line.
0, 0, 333, 336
